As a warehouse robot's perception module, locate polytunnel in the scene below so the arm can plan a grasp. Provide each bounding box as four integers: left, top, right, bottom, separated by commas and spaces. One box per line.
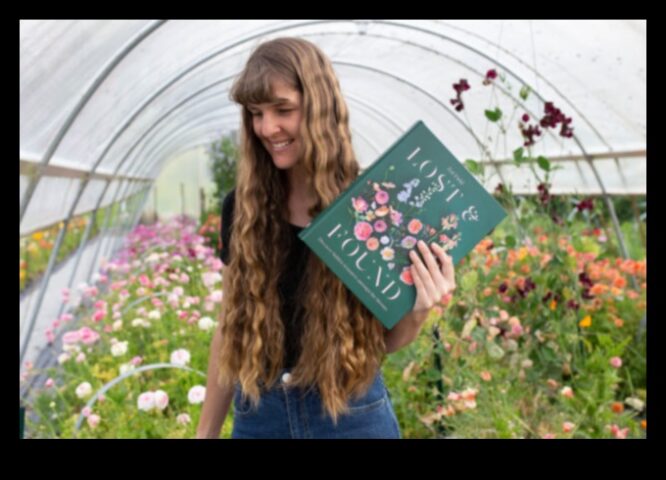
19, 20, 646, 438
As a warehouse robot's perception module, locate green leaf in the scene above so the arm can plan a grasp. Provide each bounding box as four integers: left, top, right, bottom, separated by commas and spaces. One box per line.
486, 342, 505, 360
464, 159, 484, 176
505, 235, 516, 248
485, 108, 503, 122
513, 147, 524, 164
461, 318, 477, 339
537, 156, 551, 172
520, 85, 531, 101
460, 270, 479, 292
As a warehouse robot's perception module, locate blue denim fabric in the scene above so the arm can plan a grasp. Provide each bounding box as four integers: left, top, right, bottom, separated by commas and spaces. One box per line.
231, 368, 402, 439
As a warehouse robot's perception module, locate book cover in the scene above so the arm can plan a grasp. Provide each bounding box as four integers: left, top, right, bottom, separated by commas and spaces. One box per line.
298, 120, 507, 330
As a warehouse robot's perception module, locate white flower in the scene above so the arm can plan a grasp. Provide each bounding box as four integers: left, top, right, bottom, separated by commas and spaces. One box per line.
209, 290, 223, 303
176, 413, 191, 425
131, 318, 150, 328
625, 397, 645, 411
148, 310, 161, 320
63, 344, 81, 354
87, 414, 101, 429
75, 382, 93, 399
75, 352, 86, 363
146, 253, 160, 264
182, 301, 191, 309
198, 316, 216, 331
57, 353, 71, 364
111, 340, 129, 357
188, 385, 206, 404
202, 271, 222, 288
170, 349, 191, 367
138, 391, 156, 412
112, 320, 123, 331
154, 390, 169, 411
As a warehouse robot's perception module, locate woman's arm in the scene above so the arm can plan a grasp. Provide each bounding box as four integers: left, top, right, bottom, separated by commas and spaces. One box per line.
383, 309, 429, 354
195, 324, 235, 438
196, 264, 234, 439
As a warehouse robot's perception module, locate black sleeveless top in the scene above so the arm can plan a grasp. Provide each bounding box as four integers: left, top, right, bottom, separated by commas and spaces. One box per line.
219, 188, 309, 369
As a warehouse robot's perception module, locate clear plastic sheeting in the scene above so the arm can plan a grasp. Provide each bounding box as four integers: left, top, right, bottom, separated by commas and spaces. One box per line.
19, 20, 646, 373
21, 20, 646, 199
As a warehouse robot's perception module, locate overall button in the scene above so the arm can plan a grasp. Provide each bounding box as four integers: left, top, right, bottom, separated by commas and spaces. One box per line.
281, 372, 292, 384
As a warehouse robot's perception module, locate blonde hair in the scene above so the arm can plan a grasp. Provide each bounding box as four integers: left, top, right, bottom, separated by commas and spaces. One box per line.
216, 37, 387, 425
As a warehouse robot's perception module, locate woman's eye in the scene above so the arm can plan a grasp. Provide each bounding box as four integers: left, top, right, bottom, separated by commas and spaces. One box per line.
278, 109, 292, 114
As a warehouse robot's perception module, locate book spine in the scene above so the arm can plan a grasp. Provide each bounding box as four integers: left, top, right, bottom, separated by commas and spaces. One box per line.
299, 120, 424, 240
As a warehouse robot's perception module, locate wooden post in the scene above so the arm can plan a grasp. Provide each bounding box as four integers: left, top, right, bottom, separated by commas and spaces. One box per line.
153, 186, 158, 223
200, 188, 206, 220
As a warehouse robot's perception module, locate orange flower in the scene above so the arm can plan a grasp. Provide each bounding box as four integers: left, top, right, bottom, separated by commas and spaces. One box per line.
549, 300, 558, 311
613, 317, 624, 328
520, 264, 531, 274
641, 420, 647, 430
579, 315, 592, 328
590, 284, 608, 296
611, 402, 624, 414
612, 276, 627, 289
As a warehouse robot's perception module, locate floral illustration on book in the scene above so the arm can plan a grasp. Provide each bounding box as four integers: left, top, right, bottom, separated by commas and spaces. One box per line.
350, 169, 462, 287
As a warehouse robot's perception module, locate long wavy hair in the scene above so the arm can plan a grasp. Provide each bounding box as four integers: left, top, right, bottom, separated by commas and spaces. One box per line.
216, 37, 387, 425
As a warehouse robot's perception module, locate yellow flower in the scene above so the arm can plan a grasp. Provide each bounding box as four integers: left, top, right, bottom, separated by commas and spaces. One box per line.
32, 231, 43, 241
579, 315, 592, 328
518, 247, 528, 261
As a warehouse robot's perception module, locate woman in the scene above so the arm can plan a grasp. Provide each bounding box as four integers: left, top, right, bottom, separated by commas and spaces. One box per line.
196, 37, 456, 439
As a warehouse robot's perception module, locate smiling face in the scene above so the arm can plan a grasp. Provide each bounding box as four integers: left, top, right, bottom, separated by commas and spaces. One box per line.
247, 77, 303, 170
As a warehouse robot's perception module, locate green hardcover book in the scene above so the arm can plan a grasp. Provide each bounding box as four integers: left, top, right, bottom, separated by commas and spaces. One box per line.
298, 120, 507, 330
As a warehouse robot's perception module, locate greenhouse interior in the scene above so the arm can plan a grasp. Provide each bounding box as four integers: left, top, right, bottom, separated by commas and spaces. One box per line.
19, 20, 646, 439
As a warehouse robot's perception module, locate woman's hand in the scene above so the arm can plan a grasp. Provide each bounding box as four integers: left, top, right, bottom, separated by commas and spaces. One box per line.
409, 240, 456, 314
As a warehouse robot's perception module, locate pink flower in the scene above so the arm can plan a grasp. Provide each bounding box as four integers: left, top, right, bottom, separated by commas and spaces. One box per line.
560, 386, 574, 398
610, 357, 623, 369
177, 413, 191, 425
79, 326, 100, 345
390, 209, 403, 226
45, 378, 54, 388
138, 274, 152, 288
407, 218, 423, 235
154, 390, 169, 411
131, 356, 143, 366
81, 406, 92, 417
352, 196, 369, 213
562, 422, 576, 433
45, 329, 55, 344
609, 424, 629, 439
63, 330, 82, 344
373, 220, 387, 233
542, 433, 556, 439
92, 310, 106, 322
59, 313, 73, 323
87, 414, 101, 429
353, 221, 373, 241
375, 190, 389, 205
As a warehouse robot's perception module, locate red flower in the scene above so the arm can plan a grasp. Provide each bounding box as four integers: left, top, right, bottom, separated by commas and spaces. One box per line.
451, 79, 471, 112
483, 69, 498, 85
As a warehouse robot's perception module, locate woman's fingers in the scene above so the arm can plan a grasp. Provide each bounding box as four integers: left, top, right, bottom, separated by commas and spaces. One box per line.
409, 248, 440, 303
416, 240, 447, 286
430, 242, 456, 289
